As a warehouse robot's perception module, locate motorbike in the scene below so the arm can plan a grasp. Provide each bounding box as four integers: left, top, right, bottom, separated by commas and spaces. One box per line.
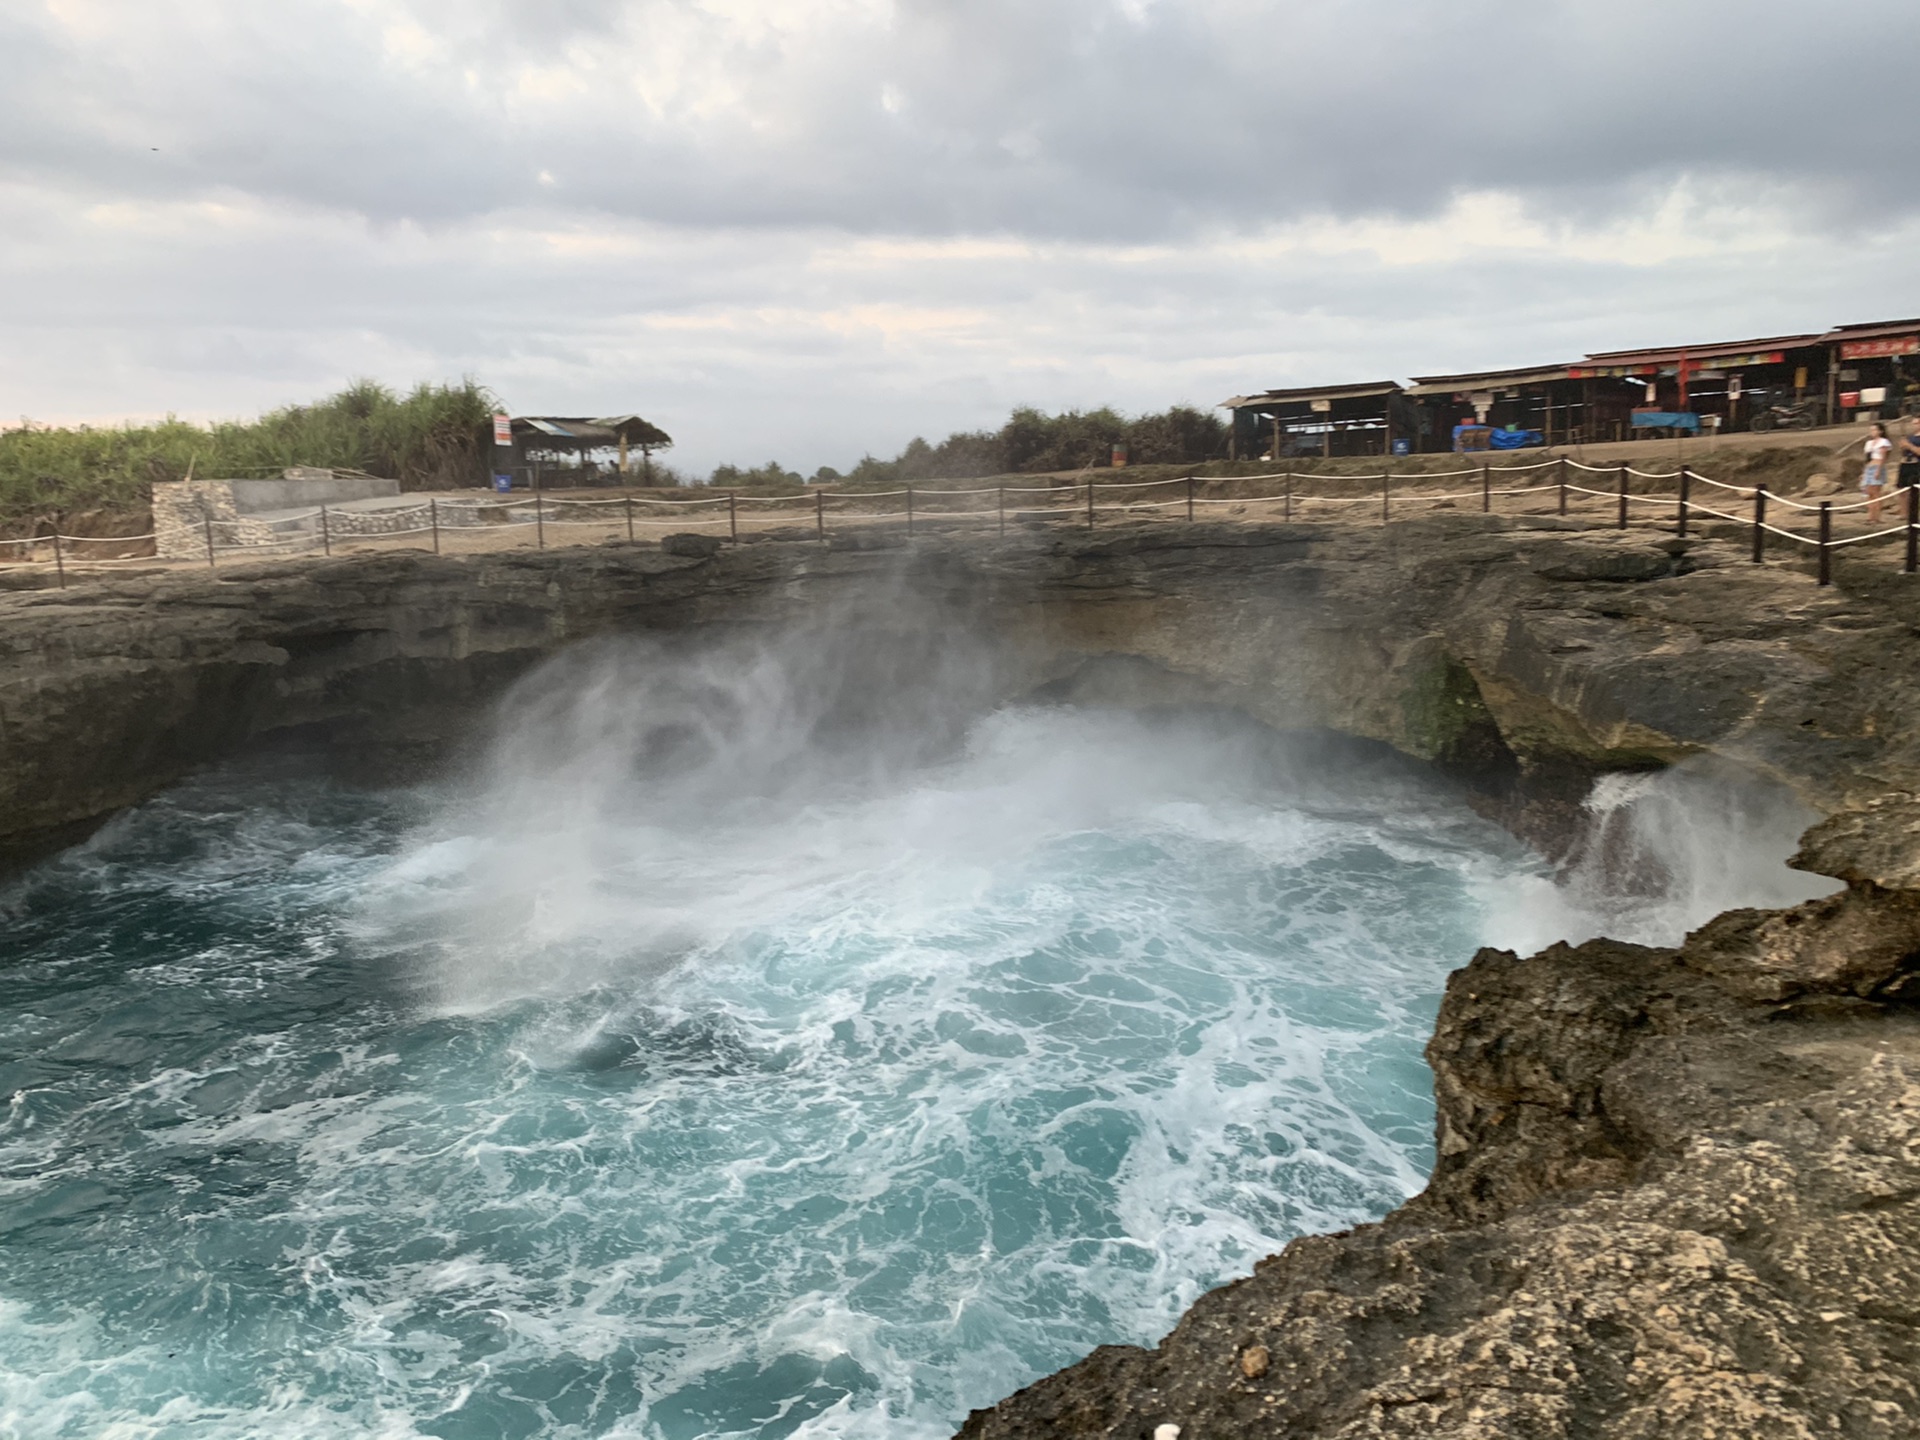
1749, 399, 1820, 432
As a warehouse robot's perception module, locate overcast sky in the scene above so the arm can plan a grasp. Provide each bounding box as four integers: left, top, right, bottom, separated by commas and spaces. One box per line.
4, 0, 1916, 474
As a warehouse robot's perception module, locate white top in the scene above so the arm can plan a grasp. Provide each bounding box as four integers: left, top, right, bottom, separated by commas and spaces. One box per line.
1867, 435, 1893, 464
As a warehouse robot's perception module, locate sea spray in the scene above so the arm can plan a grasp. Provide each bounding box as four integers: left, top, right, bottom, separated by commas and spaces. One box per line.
0, 625, 1841, 1438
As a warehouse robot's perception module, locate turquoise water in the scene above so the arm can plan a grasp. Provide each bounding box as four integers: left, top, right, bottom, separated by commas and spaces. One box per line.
1, 642, 1737, 1438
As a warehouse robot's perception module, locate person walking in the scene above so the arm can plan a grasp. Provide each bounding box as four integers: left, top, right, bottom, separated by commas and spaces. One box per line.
1864, 421, 1894, 523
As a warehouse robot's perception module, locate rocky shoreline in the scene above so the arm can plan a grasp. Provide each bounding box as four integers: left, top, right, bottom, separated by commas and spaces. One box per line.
3, 516, 1918, 1433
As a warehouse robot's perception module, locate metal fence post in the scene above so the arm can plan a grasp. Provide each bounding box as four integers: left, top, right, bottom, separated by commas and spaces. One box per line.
430, 498, 440, 555
1481, 463, 1491, 513
1818, 501, 1832, 586
1677, 465, 1691, 539
1751, 483, 1766, 564
320, 504, 330, 556
51, 530, 65, 589
1616, 465, 1627, 529
1557, 457, 1568, 517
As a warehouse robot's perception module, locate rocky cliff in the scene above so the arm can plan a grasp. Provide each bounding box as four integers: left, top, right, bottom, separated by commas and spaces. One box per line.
5, 516, 1919, 1433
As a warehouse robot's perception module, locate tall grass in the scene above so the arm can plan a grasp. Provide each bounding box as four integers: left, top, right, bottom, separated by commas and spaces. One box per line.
0, 379, 499, 519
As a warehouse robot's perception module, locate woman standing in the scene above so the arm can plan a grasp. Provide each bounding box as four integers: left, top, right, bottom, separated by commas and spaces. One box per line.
1864, 421, 1894, 523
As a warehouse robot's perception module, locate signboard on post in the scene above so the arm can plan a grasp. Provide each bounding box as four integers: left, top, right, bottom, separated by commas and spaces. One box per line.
492, 413, 513, 447
1309, 398, 1332, 413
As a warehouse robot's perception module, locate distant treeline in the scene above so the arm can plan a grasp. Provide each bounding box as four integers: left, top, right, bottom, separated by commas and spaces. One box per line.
0, 380, 495, 519
711, 404, 1228, 488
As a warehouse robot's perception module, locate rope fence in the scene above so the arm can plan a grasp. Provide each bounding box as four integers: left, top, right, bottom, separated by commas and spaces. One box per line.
3, 458, 1913, 589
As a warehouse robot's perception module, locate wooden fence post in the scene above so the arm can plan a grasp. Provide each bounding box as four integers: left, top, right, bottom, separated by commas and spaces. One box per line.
816, 487, 826, 542
1677, 466, 1691, 539
906, 485, 914, 537
1186, 474, 1194, 523
1381, 466, 1391, 523
204, 514, 216, 568
1818, 501, 1832, 586
1751, 483, 1766, 564
1616, 465, 1627, 529
1481, 463, 1491, 513
51, 530, 65, 589
430, 498, 440, 555
997, 484, 1006, 537
535, 490, 545, 549
1557, 457, 1568, 517
1284, 467, 1293, 521
320, 504, 331, 556
1908, 482, 1918, 575
625, 494, 635, 542
1086, 477, 1095, 530
728, 490, 738, 543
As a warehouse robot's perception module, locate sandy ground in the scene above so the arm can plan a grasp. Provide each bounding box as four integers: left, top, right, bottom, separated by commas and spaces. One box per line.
3, 421, 1909, 587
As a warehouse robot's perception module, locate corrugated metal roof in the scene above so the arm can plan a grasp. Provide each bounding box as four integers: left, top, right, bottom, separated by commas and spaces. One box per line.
1583, 333, 1824, 366
1821, 318, 1920, 342
1223, 381, 1402, 408
1405, 364, 1573, 395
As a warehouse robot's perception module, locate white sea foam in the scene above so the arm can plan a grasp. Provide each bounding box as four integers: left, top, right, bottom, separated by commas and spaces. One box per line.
0, 614, 1844, 1439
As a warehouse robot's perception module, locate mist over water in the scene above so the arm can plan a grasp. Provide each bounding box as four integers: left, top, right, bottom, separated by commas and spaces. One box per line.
0, 611, 1837, 1439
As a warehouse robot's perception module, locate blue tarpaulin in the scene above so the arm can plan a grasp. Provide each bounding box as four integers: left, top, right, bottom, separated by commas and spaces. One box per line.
1630, 410, 1700, 433
1489, 426, 1543, 450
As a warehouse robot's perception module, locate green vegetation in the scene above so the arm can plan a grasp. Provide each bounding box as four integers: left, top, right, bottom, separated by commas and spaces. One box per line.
710, 404, 1228, 488
0, 379, 497, 520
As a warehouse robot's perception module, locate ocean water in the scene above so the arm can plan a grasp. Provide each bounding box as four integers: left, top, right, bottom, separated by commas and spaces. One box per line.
0, 635, 1835, 1440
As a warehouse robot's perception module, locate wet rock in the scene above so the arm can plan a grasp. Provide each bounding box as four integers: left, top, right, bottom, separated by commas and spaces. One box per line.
1526, 537, 1679, 582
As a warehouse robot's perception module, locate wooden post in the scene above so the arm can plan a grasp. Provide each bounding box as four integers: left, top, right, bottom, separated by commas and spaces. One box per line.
1557, 457, 1568, 516
205, 513, 216, 568
320, 504, 331, 556
906, 485, 914, 537
1907, 482, 1917, 575
1818, 501, 1832, 586
535, 490, 545, 549
1481, 463, 1491, 513
1272, 416, 1282, 465
430, 498, 440, 554
1616, 465, 1628, 529
1751, 484, 1766, 564
51, 529, 64, 589
728, 490, 738, 543
1086, 477, 1095, 530
1381, 465, 1390, 523
1186, 474, 1195, 523
1283, 467, 1293, 521
998, 484, 1006, 537
625, 494, 635, 542
816, 487, 825, 542
1676, 465, 1691, 538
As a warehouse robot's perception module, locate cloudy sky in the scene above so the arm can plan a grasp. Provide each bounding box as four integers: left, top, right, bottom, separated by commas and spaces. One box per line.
4, 0, 1915, 474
